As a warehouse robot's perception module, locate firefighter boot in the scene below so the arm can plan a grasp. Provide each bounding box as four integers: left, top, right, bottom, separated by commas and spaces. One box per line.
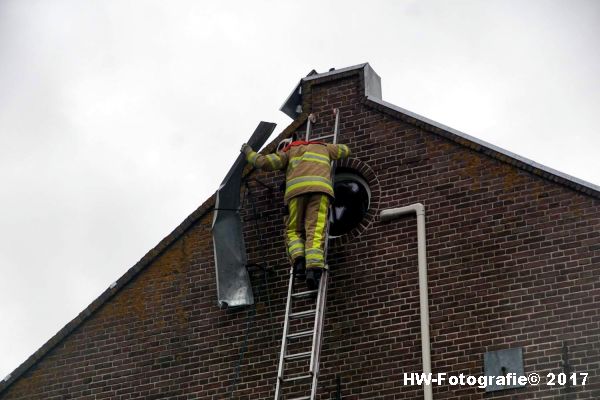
305, 267, 322, 290
293, 257, 306, 279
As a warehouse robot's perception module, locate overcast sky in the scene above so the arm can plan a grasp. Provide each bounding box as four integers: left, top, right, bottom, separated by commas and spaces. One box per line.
1, 0, 599, 380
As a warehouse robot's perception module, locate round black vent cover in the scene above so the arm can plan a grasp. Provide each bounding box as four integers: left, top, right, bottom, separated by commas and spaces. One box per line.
329, 171, 371, 237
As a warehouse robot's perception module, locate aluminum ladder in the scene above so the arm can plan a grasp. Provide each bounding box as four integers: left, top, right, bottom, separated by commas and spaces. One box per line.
274, 110, 340, 400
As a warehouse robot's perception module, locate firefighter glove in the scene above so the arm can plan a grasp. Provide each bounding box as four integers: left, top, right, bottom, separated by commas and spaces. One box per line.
240, 143, 253, 155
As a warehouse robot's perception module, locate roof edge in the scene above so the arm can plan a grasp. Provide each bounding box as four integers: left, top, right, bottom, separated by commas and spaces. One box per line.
364, 96, 600, 199
0, 192, 217, 394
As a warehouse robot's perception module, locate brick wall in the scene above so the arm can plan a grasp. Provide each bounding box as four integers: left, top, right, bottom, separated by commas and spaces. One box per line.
1, 70, 598, 399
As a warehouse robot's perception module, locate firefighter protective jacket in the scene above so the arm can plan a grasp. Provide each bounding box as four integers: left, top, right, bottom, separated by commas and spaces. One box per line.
246, 142, 350, 204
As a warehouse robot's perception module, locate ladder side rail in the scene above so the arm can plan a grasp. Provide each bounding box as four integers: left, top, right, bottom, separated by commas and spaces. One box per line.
310, 272, 329, 399
305, 113, 315, 141
274, 267, 297, 400
331, 108, 340, 145
309, 268, 325, 377
322, 108, 340, 260
308, 108, 340, 384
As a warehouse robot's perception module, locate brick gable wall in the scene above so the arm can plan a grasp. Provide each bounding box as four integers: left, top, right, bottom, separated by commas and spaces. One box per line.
1, 72, 598, 399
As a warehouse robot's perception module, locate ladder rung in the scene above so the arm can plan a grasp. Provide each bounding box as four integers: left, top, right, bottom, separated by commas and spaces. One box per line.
312, 134, 334, 140
289, 309, 316, 319
282, 374, 312, 383
292, 290, 318, 298
284, 351, 311, 361
289, 397, 311, 400
287, 330, 313, 340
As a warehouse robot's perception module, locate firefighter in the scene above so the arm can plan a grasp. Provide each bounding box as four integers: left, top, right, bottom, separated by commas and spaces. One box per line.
241, 137, 350, 289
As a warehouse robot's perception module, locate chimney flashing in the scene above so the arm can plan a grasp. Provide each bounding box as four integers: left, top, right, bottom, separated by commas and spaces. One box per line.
279, 63, 381, 119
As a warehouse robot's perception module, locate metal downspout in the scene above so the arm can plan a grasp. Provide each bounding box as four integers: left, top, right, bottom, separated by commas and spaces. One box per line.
380, 204, 432, 400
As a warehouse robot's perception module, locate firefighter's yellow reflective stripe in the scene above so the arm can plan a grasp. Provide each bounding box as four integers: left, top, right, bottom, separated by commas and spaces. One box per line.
289, 242, 305, 253
288, 243, 304, 251
286, 181, 333, 196
286, 176, 332, 191
305, 249, 323, 258
265, 154, 283, 169
308, 195, 329, 266
306, 264, 329, 270
341, 144, 350, 158
306, 257, 324, 267
290, 247, 305, 257
303, 158, 330, 167
304, 152, 330, 162
288, 239, 304, 248
289, 152, 330, 167
289, 152, 329, 162
334, 144, 350, 159
286, 198, 302, 245
287, 201, 305, 259
265, 154, 276, 169
288, 197, 297, 213
247, 151, 259, 164
315, 195, 329, 247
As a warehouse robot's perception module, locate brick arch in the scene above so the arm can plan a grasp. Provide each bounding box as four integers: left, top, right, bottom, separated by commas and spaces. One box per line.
332, 157, 381, 242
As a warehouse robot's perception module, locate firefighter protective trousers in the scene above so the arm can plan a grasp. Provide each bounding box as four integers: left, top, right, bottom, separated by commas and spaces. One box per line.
285, 193, 330, 269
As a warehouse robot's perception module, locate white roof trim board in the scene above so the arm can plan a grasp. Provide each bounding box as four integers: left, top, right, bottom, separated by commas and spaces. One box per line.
365, 95, 600, 197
